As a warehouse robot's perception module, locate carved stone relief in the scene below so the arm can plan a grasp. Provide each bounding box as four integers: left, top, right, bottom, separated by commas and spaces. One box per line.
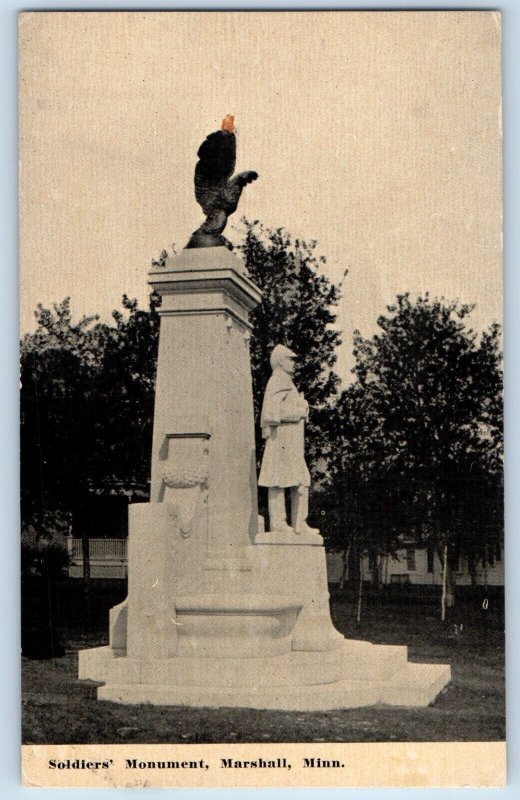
159, 433, 210, 537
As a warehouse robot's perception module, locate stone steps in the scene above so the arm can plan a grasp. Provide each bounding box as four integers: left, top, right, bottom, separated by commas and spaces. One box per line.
379, 661, 452, 707
97, 665, 450, 710
342, 640, 408, 681
97, 681, 381, 710
82, 640, 450, 711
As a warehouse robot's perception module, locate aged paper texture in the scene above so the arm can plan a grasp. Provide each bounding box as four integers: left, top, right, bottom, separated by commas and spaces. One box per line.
20, 10, 503, 789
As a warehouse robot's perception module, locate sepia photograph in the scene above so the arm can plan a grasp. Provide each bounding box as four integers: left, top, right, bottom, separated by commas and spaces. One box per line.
19, 10, 504, 788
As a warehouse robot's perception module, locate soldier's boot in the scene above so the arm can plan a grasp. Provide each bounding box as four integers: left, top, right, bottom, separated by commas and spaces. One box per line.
268, 487, 293, 533
291, 485, 320, 535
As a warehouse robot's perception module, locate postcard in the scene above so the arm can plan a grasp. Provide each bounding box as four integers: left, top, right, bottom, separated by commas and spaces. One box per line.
20, 10, 504, 788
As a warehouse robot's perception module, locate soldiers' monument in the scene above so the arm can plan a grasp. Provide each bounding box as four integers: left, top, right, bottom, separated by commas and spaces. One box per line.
79, 117, 450, 709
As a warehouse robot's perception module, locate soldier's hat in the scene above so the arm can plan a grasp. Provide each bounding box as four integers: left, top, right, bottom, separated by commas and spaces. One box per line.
270, 344, 297, 369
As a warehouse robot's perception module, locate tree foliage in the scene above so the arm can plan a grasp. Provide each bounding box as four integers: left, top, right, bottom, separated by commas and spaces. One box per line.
326, 294, 503, 593
20, 295, 160, 532
91, 293, 160, 493
239, 219, 342, 480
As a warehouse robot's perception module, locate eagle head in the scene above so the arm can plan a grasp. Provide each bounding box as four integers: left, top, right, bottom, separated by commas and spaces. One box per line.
221, 114, 235, 133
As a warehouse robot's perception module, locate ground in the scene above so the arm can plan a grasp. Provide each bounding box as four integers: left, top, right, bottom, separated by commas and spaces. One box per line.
22, 588, 504, 744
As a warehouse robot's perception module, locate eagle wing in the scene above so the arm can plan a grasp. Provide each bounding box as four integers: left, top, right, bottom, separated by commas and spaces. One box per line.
194, 130, 236, 215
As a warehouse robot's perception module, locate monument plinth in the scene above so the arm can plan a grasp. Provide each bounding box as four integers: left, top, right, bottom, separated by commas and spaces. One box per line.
78, 246, 450, 710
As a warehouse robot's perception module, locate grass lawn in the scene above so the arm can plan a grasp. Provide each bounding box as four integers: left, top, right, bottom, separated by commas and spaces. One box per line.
22, 589, 504, 744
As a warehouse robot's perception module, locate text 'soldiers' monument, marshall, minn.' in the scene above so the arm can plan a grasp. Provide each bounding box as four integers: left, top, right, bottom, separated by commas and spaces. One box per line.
78, 117, 450, 709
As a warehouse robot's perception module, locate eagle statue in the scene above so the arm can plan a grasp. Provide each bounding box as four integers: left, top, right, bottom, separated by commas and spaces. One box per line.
186, 115, 258, 249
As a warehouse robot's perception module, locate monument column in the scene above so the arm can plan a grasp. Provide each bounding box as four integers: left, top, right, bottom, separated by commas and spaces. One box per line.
148, 245, 262, 571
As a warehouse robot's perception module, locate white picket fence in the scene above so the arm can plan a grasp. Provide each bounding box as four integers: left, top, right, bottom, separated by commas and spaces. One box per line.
68, 538, 127, 578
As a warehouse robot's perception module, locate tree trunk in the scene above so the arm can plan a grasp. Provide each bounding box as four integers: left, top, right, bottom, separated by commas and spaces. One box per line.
376, 555, 384, 590
349, 541, 360, 585
81, 534, 91, 628
468, 556, 477, 590
356, 555, 364, 624
445, 561, 456, 609
369, 550, 379, 586
338, 543, 351, 590
81, 534, 90, 581
441, 543, 448, 621
440, 542, 457, 619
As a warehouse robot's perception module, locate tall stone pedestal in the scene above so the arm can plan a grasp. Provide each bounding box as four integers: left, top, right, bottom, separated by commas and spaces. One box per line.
79, 247, 450, 710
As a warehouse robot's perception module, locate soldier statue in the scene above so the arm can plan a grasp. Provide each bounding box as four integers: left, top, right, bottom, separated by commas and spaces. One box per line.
258, 345, 319, 536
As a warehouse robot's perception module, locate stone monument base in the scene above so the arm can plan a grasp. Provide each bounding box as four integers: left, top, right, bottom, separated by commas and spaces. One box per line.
79, 640, 450, 711
78, 506, 451, 711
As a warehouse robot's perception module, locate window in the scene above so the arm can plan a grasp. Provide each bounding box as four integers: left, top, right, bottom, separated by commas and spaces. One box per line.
427, 547, 434, 573
390, 574, 411, 584
406, 548, 416, 571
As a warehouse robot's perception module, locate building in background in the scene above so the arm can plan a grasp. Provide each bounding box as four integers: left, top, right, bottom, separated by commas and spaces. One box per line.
67, 536, 504, 587
326, 546, 504, 587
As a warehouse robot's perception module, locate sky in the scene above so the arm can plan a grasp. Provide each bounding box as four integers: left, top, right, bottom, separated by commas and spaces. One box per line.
19, 10, 502, 380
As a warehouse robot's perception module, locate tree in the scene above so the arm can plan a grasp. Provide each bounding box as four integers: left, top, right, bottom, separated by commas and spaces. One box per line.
323, 379, 408, 613
328, 293, 503, 613
89, 293, 160, 494
20, 294, 160, 537
20, 299, 106, 523
238, 219, 343, 488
